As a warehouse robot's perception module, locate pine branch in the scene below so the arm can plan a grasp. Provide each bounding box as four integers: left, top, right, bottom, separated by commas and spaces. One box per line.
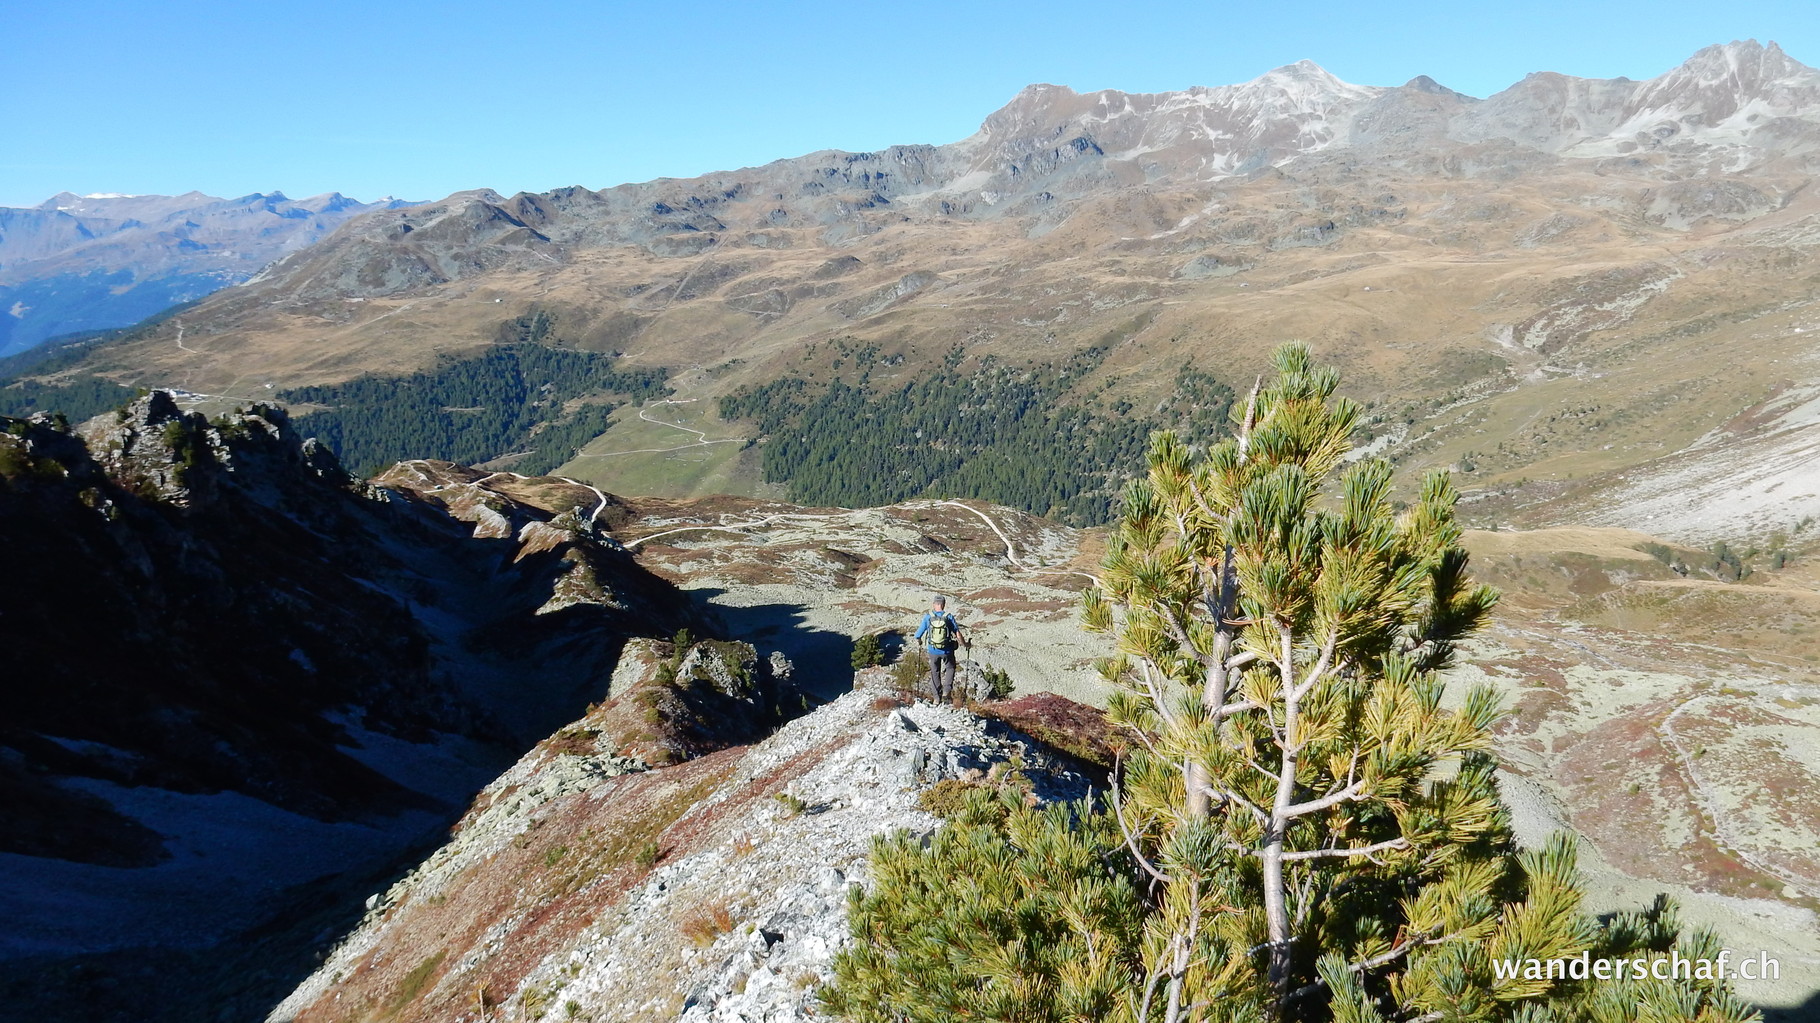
1290, 630, 1340, 703
1280, 837, 1409, 861
1282, 779, 1368, 818
1111, 779, 1174, 887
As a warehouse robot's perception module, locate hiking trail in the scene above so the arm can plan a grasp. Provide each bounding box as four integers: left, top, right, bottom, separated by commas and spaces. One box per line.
575, 398, 747, 459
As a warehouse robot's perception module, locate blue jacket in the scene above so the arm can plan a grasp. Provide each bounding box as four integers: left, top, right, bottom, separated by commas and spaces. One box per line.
915, 611, 961, 653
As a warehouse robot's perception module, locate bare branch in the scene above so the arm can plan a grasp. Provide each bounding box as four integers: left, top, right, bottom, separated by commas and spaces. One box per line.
1139, 659, 1182, 732
1164, 978, 1183, 1023
1243, 756, 1282, 788
1165, 892, 1204, 1023
1285, 927, 1476, 1005
1238, 375, 1262, 457
1290, 630, 1340, 703
1282, 779, 1368, 818
1159, 603, 1216, 668
1188, 485, 1225, 530
1216, 698, 1261, 719
1111, 780, 1174, 887
1124, 723, 1164, 758
1137, 957, 1164, 1023
1211, 786, 1270, 826
1280, 837, 1409, 861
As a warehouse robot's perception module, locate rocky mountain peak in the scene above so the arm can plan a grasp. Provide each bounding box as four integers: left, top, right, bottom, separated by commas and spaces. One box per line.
976, 82, 1092, 140
1673, 38, 1804, 82
1589, 38, 1820, 162
1403, 73, 1473, 99
1633, 37, 1820, 114
34, 191, 84, 211
77, 390, 346, 508
294, 190, 357, 213
1231, 59, 1383, 110
1254, 58, 1352, 88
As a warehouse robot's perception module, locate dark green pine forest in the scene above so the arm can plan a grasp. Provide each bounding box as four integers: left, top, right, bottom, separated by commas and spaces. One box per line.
718, 344, 1236, 526
0, 374, 140, 424
281, 338, 669, 477
2, 312, 1243, 524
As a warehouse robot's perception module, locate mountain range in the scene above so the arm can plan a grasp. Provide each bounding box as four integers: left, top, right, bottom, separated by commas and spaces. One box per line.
10, 40, 1817, 545
0, 190, 418, 357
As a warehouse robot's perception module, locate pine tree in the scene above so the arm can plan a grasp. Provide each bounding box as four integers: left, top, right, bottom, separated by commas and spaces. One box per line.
825, 789, 1148, 1023
1076, 342, 1753, 1022
827, 343, 1757, 1023
852, 632, 886, 670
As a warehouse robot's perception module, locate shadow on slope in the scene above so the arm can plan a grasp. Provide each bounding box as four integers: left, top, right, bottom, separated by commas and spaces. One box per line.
692, 588, 859, 702
1764, 989, 1820, 1023
0, 397, 701, 1022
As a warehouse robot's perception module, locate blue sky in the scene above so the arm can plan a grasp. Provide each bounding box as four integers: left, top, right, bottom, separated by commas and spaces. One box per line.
3, 0, 1816, 208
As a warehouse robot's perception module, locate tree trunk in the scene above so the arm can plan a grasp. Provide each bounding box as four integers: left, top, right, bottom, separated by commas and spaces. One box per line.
1186, 759, 1211, 818
1188, 545, 1240, 821
1263, 627, 1302, 1016
1261, 836, 1292, 1016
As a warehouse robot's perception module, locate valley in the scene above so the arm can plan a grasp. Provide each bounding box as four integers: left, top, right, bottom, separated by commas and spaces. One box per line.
0, 191, 419, 357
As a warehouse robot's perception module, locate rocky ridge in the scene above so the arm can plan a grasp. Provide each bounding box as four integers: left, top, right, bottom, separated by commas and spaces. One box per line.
147, 42, 1820, 311
267, 675, 1098, 1023
0, 393, 698, 1021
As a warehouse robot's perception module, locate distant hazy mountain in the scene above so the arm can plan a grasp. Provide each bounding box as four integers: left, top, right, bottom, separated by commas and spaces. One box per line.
0, 190, 418, 355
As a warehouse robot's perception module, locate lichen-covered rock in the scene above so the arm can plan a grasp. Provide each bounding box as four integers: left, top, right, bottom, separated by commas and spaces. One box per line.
593, 639, 798, 765
677, 641, 758, 699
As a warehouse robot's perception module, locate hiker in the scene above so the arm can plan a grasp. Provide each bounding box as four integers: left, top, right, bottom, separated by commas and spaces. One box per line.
913, 595, 967, 703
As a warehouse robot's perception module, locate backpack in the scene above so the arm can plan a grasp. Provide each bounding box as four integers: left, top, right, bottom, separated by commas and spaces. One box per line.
926, 613, 954, 650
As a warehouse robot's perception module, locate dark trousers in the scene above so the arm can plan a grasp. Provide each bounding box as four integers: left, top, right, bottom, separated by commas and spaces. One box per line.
925, 649, 957, 701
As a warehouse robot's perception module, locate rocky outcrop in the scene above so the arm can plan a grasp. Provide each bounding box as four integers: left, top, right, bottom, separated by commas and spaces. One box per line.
0, 394, 702, 1022
267, 672, 1098, 1023
75, 390, 351, 507
588, 636, 803, 765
